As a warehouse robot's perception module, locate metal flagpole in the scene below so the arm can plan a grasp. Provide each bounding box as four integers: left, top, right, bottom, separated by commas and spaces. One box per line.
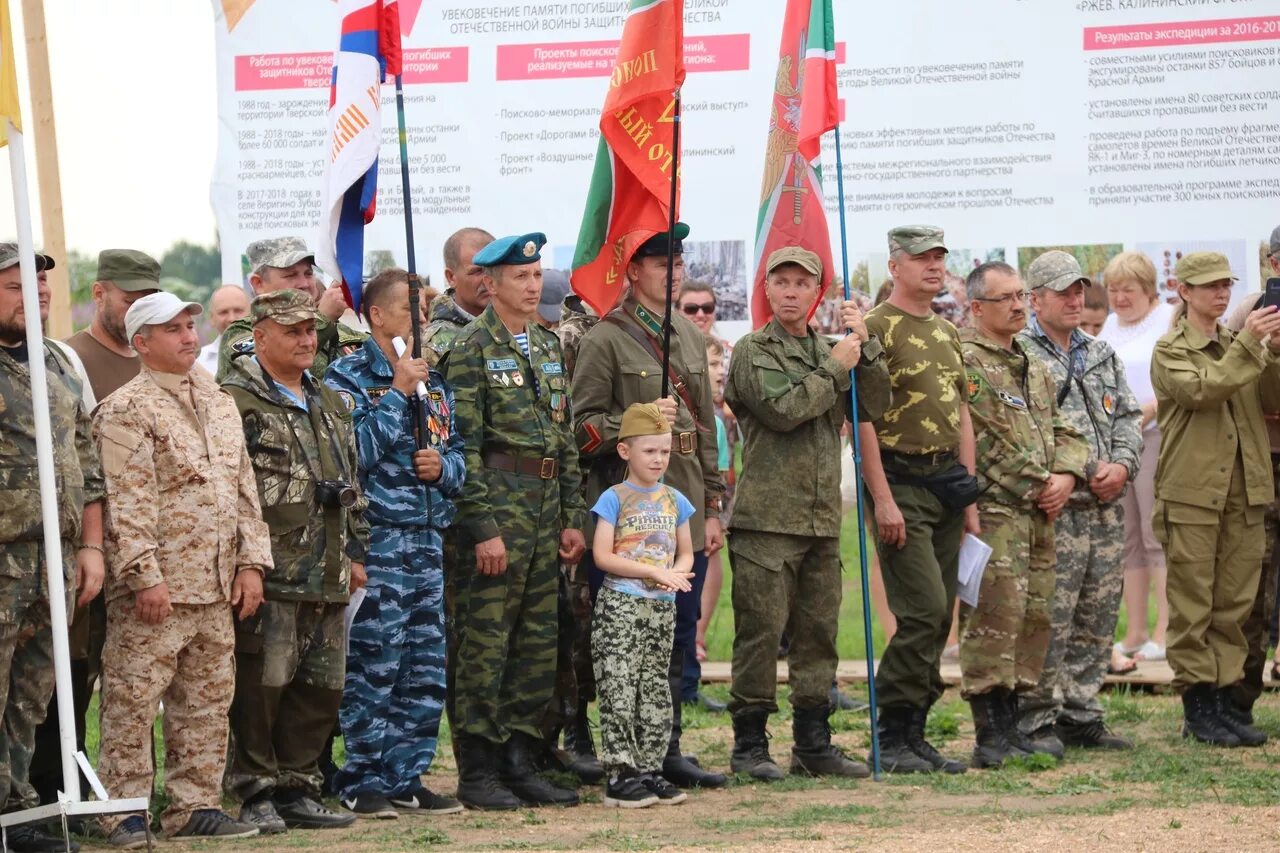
393, 72, 429, 450
659, 90, 681, 399
833, 122, 882, 780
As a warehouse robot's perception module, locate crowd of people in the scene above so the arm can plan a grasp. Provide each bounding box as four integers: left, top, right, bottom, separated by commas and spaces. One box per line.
0, 221, 1279, 849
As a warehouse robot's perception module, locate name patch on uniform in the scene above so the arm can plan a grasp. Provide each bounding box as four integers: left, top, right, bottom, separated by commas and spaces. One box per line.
486, 358, 519, 372
997, 390, 1028, 410
542, 362, 563, 376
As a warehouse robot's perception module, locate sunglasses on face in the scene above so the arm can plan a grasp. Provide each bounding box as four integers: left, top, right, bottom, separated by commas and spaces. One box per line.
681, 302, 715, 315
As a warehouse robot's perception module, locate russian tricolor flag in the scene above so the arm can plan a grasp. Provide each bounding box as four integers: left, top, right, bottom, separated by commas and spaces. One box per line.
316, 0, 401, 314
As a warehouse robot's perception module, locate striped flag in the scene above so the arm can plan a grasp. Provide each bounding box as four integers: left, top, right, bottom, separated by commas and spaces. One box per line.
751, 0, 839, 328
315, 0, 401, 313
570, 0, 685, 318
0, 0, 21, 141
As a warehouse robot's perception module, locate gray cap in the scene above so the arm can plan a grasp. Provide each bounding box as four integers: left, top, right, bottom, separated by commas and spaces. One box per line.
97, 249, 161, 292
539, 269, 569, 323
1270, 224, 1280, 257
1026, 250, 1091, 292
124, 292, 203, 345
0, 242, 54, 273
246, 237, 315, 274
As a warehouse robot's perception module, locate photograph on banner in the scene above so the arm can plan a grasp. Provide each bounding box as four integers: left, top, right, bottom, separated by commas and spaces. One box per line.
1134, 240, 1250, 311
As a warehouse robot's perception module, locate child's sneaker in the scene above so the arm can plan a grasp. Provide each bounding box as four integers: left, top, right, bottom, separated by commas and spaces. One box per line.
641, 774, 688, 805
603, 772, 659, 809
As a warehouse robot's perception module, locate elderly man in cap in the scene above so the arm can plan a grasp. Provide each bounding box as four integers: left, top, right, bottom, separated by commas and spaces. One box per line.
443, 232, 586, 809
0, 243, 104, 853
197, 285, 251, 375
93, 292, 271, 846
217, 237, 365, 382
724, 246, 890, 781
423, 227, 495, 363
1015, 251, 1143, 753
220, 289, 368, 833
571, 224, 728, 790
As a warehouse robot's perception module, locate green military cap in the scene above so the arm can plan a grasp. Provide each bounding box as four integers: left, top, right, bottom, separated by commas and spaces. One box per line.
888, 225, 947, 255
1175, 251, 1237, 286
1026, 250, 1091, 292
246, 236, 315, 274
96, 249, 161, 292
251, 288, 315, 326
473, 232, 547, 266
766, 246, 822, 277
0, 242, 55, 273
633, 222, 690, 259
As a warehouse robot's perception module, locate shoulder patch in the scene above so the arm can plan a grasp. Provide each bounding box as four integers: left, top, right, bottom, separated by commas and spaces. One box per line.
232, 340, 255, 355
966, 370, 985, 403
337, 390, 356, 412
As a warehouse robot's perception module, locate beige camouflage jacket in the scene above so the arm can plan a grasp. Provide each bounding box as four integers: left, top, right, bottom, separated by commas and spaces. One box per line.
93, 367, 273, 604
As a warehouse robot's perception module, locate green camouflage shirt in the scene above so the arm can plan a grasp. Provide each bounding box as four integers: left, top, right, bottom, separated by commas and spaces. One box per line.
222, 356, 368, 603
216, 313, 366, 383
422, 290, 477, 366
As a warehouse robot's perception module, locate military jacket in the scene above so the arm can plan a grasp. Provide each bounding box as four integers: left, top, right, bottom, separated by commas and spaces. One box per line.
222, 357, 368, 604
1151, 319, 1280, 512
444, 306, 585, 543
0, 343, 104, 552
93, 367, 274, 604
216, 313, 365, 383
325, 337, 466, 530
571, 297, 724, 548
1018, 318, 1143, 504
422, 290, 476, 365
960, 329, 1089, 512
725, 320, 890, 538
556, 293, 599, 381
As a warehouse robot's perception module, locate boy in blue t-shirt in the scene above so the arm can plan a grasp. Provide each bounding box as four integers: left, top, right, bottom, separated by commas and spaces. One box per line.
590, 403, 696, 809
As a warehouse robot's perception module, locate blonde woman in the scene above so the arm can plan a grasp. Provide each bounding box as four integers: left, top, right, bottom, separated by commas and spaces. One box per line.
1099, 252, 1176, 668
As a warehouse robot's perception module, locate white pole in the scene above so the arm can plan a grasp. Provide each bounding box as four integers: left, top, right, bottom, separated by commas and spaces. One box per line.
5, 118, 81, 803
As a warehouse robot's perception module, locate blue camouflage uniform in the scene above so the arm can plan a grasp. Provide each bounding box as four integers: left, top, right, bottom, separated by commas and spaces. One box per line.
324, 337, 465, 800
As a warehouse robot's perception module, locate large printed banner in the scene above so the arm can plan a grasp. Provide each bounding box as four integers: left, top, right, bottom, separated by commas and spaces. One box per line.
211, 0, 1280, 340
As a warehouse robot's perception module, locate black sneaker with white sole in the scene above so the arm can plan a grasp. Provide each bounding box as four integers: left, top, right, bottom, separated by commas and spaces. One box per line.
640, 774, 688, 806
389, 784, 464, 815
341, 791, 400, 820
602, 772, 659, 809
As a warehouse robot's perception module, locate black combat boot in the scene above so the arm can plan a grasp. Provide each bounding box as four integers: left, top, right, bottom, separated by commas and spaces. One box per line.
1181, 684, 1240, 747
789, 704, 869, 778
1216, 688, 1267, 747
969, 689, 1029, 769
502, 733, 580, 806
1003, 692, 1063, 760
662, 649, 727, 788
455, 735, 520, 811
905, 706, 966, 774
873, 706, 933, 774
729, 706, 784, 781
561, 701, 605, 783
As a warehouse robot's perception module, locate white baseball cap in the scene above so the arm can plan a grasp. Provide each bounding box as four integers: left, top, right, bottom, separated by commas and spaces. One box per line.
124, 292, 203, 345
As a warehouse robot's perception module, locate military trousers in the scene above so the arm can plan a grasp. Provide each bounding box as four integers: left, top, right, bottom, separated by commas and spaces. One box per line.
869, 470, 962, 711
1019, 501, 1124, 732
227, 600, 346, 802
592, 587, 675, 775
337, 526, 446, 800
97, 599, 235, 836
727, 530, 842, 714
1234, 451, 1280, 710
452, 473, 563, 745
959, 505, 1055, 698
1156, 458, 1265, 693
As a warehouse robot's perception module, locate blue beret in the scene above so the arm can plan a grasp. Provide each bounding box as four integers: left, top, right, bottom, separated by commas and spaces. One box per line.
473, 232, 547, 267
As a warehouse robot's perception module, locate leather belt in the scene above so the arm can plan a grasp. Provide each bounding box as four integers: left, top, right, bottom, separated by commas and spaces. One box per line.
483, 450, 558, 479
881, 448, 956, 467
676, 432, 696, 454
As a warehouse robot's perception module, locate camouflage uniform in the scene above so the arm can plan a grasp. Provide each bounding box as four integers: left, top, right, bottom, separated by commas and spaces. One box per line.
1017, 306, 1143, 732
443, 304, 585, 746
959, 329, 1089, 698
221, 291, 369, 803
723, 318, 890, 714
325, 336, 464, 799
422, 290, 478, 367
93, 366, 273, 835
0, 342, 102, 813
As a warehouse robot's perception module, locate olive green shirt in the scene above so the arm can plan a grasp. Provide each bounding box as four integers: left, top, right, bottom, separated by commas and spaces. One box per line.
864, 302, 965, 454
725, 319, 890, 538
1151, 318, 1280, 512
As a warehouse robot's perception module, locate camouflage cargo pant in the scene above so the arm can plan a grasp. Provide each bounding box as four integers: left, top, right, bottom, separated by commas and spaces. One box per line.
451, 476, 561, 745
0, 541, 72, 813
337, 526, 446, 800
98, 599, 235, 836
727, 530, 842, 714
959, 506, 1055, 698
226, 600, 346, 801
591, 587, 674, 775
1019, 501, 1124, 732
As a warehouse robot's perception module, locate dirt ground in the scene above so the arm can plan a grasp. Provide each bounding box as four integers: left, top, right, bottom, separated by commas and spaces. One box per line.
74, 686, 1280, 852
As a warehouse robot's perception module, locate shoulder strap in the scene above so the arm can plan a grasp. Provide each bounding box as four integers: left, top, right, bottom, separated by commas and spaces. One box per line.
602, 314, 708, 434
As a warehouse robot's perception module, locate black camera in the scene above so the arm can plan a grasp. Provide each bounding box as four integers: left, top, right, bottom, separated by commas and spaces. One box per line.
316, 479, 358, 510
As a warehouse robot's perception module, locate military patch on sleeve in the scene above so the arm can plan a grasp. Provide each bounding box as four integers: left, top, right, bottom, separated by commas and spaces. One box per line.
581, 422, 603, 454
233, 340, 255, 355
966, 370, 985, 402
337, 391, 356, 412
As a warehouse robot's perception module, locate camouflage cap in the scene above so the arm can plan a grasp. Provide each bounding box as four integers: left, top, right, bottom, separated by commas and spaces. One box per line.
619, 402, 672, 440
97, 249, 161, 292
888, 225, 947, 255
766, 246, 822, 277
0, 242, 55, 273
251, 288, 315, 326
1175, 251, 1237, 286
1026, 250, 1091, 292
246, 236, 315, 274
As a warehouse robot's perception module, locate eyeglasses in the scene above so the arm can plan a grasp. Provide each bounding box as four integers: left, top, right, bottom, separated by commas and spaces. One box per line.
972, 291, 1031, 306
681, 303, 716, 315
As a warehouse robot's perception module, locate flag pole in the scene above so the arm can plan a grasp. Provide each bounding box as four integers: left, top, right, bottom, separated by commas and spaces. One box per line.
833, 123, 881, 780
659, 90, 682, 399
393, 72, 429, 450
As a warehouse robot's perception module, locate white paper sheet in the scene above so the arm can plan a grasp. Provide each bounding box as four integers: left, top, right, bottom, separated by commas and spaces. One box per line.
956, 534, 993, 608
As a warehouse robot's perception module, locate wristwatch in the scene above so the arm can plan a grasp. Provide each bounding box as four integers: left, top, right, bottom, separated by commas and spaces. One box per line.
706, 497, 723, 515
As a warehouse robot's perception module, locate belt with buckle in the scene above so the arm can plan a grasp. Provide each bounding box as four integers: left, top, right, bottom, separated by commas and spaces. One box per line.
482, 450, 559, 479
676, 431, 696, 454
881, 448, 956, 468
